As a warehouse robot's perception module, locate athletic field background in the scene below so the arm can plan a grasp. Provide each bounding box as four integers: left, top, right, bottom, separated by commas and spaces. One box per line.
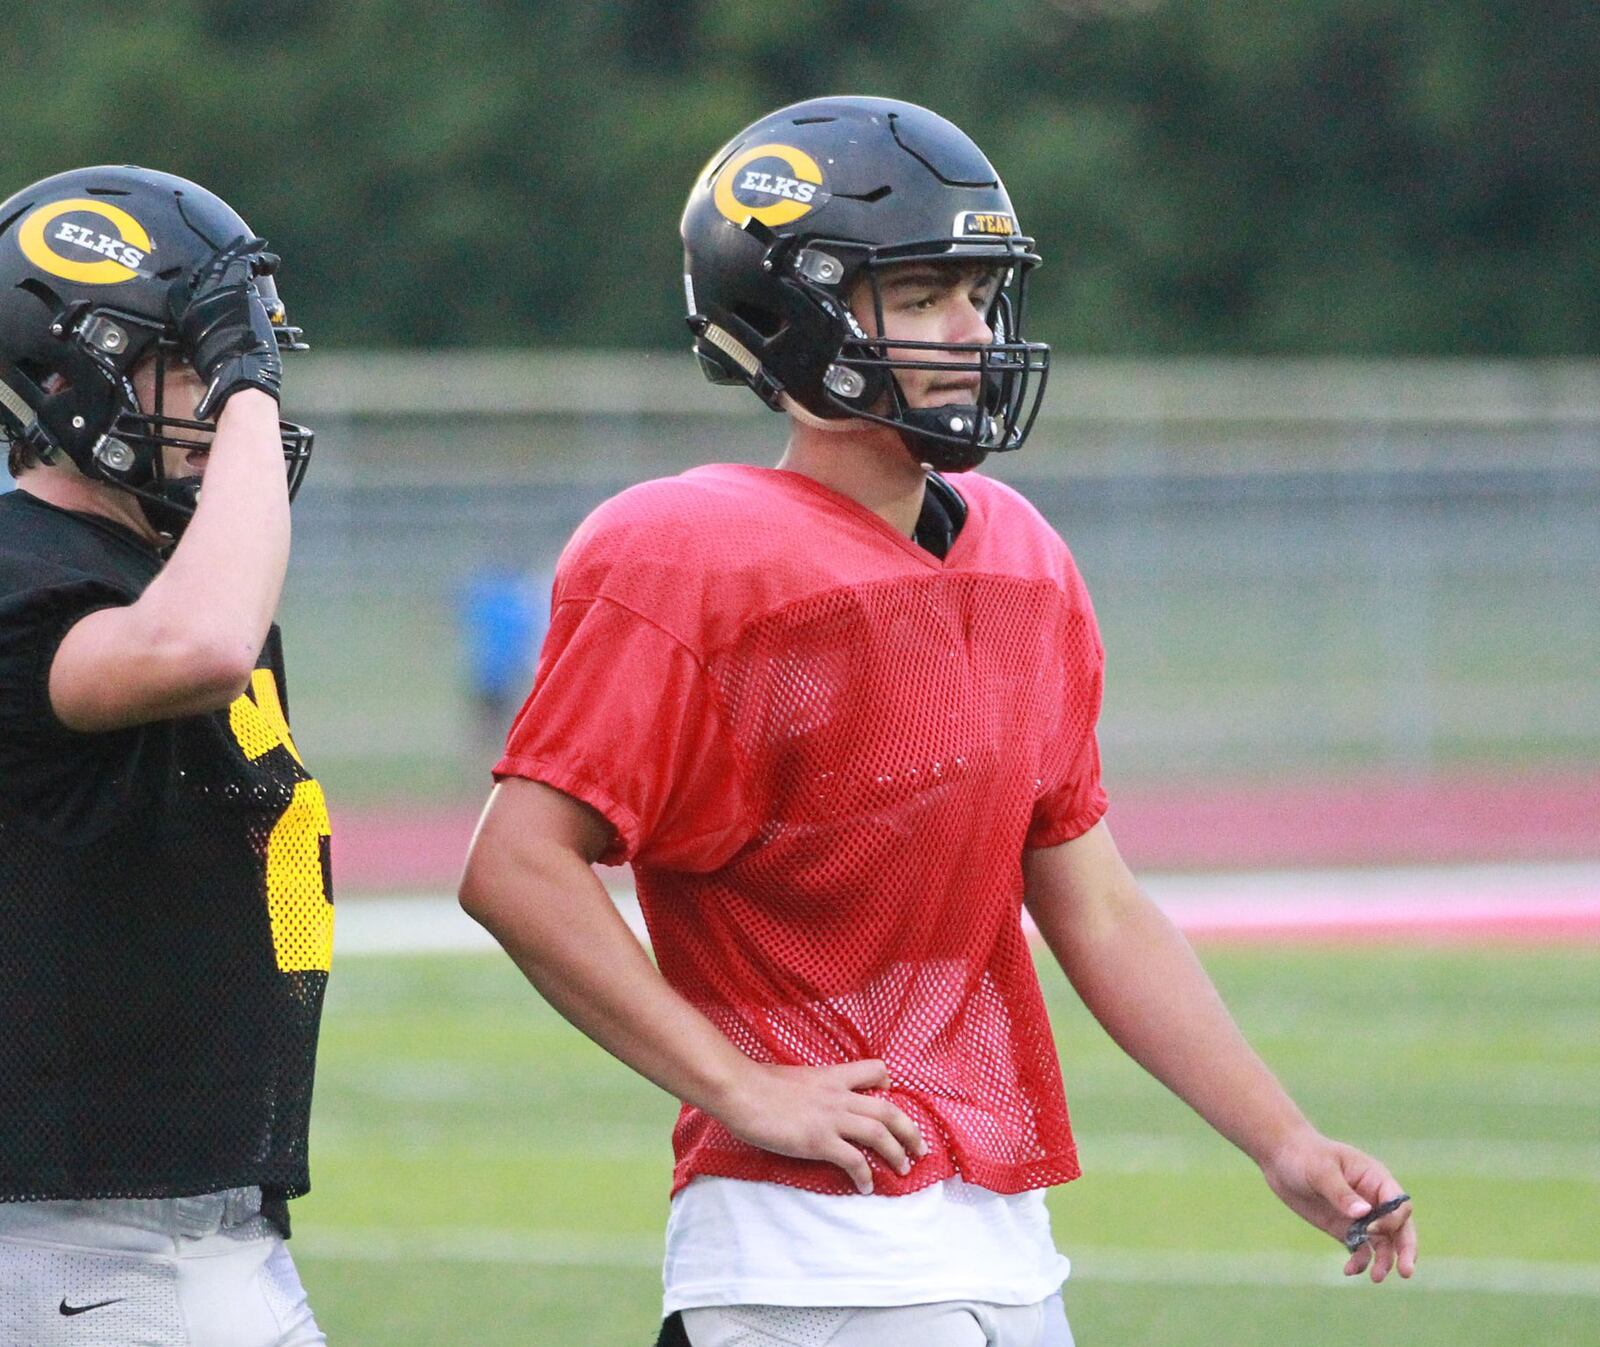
287, 935, 1600, 1345
15, 359, 1591, 1341
274, 354, 1599, 811
260, 354, 1597, 1343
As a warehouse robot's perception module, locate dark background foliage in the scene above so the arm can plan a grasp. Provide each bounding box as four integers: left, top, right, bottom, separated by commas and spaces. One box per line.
6, 0, 1595, 353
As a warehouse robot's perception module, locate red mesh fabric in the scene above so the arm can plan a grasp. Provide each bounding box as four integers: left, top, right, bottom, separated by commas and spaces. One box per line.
498, 464, 1106, 1197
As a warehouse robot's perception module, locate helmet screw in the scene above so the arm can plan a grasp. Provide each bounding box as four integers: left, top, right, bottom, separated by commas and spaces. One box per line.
950, 417, 967, 433
71, 416, 85, 429
795, 249, 845, 285
50, 323, 64, 337
762, 260, 773, 271
823, 365, 867, 400
94, 437, 134, 471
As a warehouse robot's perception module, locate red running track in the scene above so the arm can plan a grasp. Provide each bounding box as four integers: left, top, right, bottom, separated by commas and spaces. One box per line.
330, 768, 1598, 893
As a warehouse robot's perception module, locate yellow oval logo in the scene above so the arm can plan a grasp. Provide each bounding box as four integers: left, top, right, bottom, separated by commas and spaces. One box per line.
713, 143, 828, 228
16, 198, 155, 285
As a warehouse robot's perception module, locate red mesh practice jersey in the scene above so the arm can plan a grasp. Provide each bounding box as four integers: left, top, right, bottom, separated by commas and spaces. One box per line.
497, 464, 1107, 1197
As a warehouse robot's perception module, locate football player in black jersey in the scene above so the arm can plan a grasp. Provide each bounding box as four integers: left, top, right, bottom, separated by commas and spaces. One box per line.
0, 167, 331, 1346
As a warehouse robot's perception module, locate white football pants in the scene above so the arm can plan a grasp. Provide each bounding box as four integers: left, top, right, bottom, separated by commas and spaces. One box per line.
0, 1188, 325, 1347
682, 1292, 1074, 1347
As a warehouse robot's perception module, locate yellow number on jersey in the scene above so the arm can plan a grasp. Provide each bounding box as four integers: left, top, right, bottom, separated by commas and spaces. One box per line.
229, 670, 334, 973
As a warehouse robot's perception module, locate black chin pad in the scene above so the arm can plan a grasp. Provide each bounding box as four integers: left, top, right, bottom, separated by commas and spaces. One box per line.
134, 474, 203, 540
898, 403, 996, 473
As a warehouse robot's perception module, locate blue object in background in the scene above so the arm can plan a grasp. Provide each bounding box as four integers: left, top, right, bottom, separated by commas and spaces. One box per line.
458, 566, 550, 741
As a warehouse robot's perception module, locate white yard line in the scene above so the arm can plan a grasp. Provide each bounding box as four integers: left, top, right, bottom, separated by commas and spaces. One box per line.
292, 1226, 1600, 1298
1065, 1249, 1600, 1298
308, 1107, 1600, 1182
298, 1227, 660, 1269
1140, 861, 1600, 938
1078, 1134, 1600, 1183
334, 862, 1600, 956
336, 896, 504, 954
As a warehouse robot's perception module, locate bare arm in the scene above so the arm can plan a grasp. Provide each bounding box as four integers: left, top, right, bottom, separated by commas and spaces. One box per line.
49, 390, 289, 730
1025, 819, 1416, 1280
458, 777, 925, 1192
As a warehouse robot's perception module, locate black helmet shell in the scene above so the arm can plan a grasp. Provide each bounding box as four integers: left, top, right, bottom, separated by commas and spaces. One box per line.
681, 97, 1050, 470
0, 165, 311, 533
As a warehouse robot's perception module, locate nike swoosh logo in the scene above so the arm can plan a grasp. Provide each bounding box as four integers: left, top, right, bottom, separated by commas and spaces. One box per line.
59, 1297, 124, 1316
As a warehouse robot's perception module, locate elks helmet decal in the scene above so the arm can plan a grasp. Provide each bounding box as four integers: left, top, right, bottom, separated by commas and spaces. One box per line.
0, 165, 313, 536
712, 144, 831, 229
681, 96, 1050, 472
16, 198, 158, 285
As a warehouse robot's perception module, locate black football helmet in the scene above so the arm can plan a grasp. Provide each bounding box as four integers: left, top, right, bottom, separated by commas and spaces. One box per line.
0, 165, 312, 535
681, 96, 1049, 472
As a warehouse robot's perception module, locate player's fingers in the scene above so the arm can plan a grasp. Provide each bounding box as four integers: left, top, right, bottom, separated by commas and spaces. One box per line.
1349, 1182, 1411, 1245
839, 1116, 909, 1176
1352, 1161, 1411, 1216
823, 1137, 875, 1195
1369, 1236, 1396, 1284
1396, 1210, 1419, 1278
1362, 1195, 1413, 1243
853, 1095, 927, 1159
1313, 1153, 1371, 1225
833, 1058, 892, 1093
1344, 1243, 1373, 1278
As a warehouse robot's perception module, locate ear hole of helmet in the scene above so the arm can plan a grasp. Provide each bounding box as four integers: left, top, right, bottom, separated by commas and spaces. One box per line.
31, 342, 131, 464
730, 301, 783, 340
774, 278, 896, 421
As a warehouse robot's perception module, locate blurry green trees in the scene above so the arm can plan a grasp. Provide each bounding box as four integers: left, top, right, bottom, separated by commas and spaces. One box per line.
3, 0, 1594, 354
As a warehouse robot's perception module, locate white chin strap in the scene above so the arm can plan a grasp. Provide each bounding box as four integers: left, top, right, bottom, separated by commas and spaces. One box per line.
780, 393, 871, 434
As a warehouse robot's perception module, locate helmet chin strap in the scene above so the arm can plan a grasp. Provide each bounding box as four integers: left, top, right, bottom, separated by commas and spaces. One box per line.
132, 473, 201, 541
782, 392, 995, 472
779, 392, 867, 433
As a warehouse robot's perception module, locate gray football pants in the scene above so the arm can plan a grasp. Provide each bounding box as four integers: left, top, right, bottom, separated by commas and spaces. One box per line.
682, 1292, 1074, 1347
0, 1188, 325, 1347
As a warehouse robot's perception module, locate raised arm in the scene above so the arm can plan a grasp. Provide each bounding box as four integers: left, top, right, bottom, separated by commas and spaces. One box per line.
458, 777, 925, 1193
1023, 819, 1416, 1281
49, 392, 287, 729
50, 240, 291, 731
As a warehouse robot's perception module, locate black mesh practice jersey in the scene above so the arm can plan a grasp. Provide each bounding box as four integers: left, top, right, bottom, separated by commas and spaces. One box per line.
0, 489, 332, 1212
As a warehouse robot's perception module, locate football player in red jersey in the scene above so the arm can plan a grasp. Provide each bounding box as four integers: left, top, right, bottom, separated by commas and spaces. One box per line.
460, 97, 1416, 1347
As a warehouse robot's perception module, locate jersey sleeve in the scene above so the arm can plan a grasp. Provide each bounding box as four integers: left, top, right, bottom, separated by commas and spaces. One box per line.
493, 595, 755, 871
1026, 579, 1109, 850
0, 576, 132, 743
0, 577, 148, 834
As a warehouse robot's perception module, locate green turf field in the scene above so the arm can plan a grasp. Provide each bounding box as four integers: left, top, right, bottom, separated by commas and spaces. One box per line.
289, 943, 1600, 1346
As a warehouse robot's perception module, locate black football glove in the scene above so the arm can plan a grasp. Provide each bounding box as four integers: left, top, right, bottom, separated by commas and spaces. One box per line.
168, 234, 283, 420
